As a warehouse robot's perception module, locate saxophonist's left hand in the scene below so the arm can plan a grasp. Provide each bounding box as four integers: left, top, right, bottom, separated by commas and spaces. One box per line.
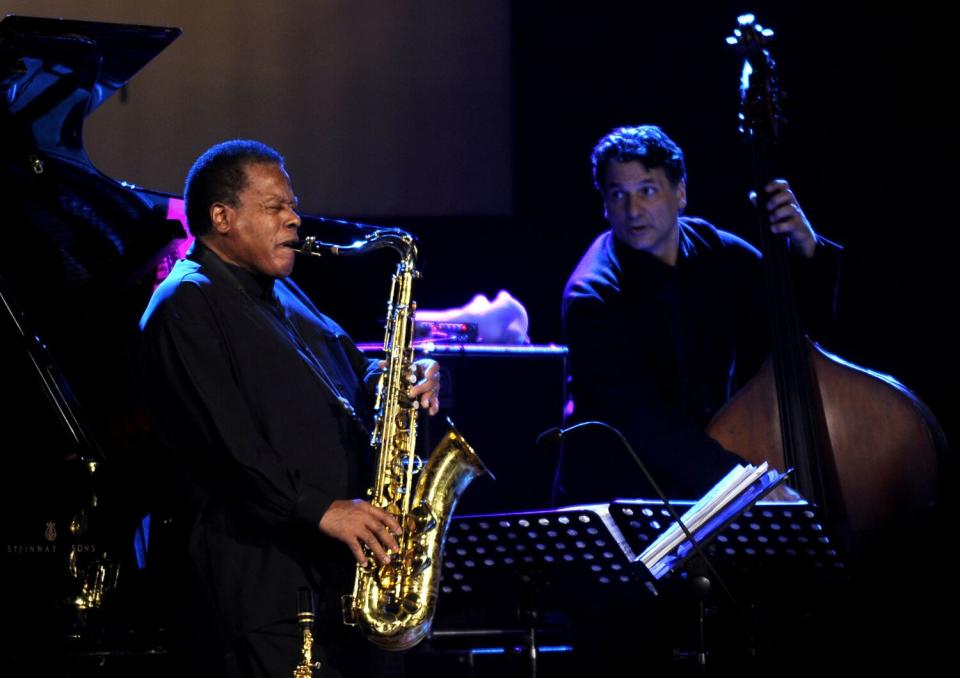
409, 359, 441, 416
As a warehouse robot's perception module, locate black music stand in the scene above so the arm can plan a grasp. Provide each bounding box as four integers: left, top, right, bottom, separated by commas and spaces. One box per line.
435, 505, 654, 677
610, 496, 847, 668
611, 498, 847, 580
436, 485, 848, 672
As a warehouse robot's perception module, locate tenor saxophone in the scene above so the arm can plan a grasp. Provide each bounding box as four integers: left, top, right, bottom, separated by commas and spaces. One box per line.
295, 228, 489, 650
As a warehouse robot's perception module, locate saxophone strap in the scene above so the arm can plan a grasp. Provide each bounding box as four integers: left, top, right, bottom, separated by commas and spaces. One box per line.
268, 292, 367, 431
191, 240, 368, 433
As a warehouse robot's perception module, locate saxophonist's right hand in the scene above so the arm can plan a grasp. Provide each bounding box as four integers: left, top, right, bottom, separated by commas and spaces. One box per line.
319, 499, 402, 567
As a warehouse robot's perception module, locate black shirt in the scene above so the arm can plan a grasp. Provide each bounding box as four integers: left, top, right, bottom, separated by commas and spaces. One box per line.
138, 240, 380, 638
561, 217, 840, 500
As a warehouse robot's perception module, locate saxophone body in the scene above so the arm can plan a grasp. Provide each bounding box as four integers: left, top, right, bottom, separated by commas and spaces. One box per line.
297, 228, 489, 651
350, 425, 486, 650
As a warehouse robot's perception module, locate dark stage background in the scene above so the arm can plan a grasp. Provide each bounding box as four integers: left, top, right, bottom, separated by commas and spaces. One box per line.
2, 1, 954, 672
5, 1, 952, 446
296, 2, 956, 458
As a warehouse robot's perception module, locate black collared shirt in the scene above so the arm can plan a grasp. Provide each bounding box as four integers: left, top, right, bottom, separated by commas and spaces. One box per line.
561, 217, 840, 500
138, 240, 380, 637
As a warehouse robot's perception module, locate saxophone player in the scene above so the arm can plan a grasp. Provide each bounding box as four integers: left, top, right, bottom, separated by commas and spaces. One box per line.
138, 140, 440, 678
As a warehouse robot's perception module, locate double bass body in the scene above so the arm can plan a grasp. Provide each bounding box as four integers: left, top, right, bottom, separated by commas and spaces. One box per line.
708, 341, 944, 546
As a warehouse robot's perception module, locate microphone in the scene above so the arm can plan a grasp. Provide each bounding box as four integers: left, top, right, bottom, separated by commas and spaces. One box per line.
540, 421, 677, 512
535, 426, 563, 448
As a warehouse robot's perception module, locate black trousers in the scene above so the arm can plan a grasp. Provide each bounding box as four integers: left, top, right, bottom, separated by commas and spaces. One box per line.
170, 611, 397, 678
226, 616, 399, 678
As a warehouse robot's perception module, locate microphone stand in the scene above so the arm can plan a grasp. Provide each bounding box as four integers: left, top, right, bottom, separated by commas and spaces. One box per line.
542, 421, 748, 668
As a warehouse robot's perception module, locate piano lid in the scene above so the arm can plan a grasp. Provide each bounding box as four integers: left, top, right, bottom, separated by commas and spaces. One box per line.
0, 16, 186, 425
1, 15, 181, 165
0, 14, 181, 112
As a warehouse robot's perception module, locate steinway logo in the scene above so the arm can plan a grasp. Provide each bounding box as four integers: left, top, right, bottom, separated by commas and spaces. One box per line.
4, 521, 96, 555
7, 543, 57, 554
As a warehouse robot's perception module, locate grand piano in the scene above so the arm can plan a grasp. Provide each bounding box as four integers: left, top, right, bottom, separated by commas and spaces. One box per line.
1, 15, 191, 674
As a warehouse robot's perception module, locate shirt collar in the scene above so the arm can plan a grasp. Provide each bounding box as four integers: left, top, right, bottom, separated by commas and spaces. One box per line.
609, 218, 695, 270
188, 239, 278, 303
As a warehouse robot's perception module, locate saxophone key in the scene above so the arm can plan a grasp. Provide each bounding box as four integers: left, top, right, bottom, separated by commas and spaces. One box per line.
411, 554, 432, 573
341, 594, 358, 626
409, 503, 437, 533
398, 455, 423, 475
401, 593, 421, 615
381, 592, 401, 619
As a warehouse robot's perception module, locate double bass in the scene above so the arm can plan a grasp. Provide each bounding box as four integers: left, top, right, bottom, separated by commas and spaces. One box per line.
707, 15, 945, 555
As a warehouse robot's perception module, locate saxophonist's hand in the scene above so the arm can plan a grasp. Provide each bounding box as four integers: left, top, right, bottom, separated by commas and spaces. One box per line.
319, 499, 402, 567
409, 359, 441, 416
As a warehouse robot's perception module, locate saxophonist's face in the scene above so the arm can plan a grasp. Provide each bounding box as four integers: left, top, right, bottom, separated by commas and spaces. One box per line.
208, 162, 302, 278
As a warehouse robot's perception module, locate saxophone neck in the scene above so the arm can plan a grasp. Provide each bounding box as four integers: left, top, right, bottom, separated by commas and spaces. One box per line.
297, 228, 417, 263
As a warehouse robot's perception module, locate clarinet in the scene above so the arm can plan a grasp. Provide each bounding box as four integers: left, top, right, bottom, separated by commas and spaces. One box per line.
293, 588, 318, 678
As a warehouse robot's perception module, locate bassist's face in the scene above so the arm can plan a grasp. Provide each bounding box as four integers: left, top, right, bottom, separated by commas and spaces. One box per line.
602, 160, 686, 266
